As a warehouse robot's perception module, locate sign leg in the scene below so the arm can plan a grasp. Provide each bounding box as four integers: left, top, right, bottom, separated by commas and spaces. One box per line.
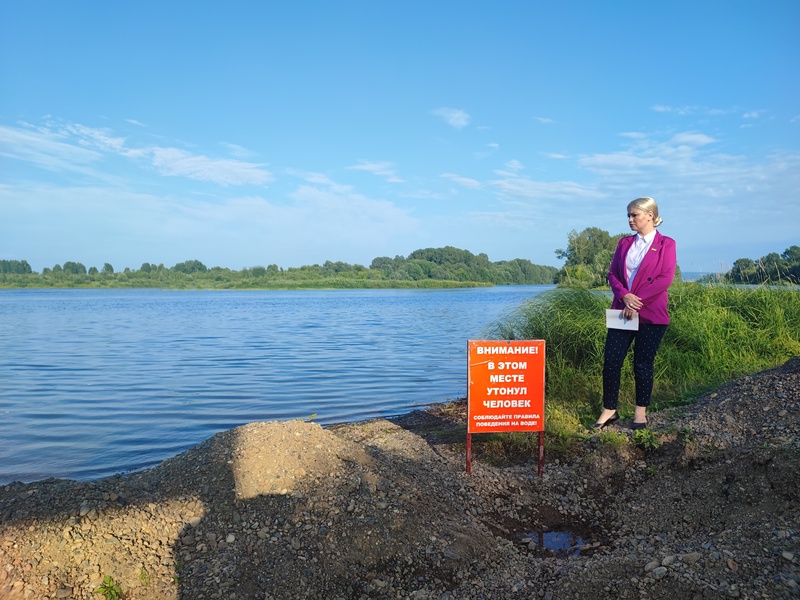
538, 431, 544, 477
466, 433, 472, 475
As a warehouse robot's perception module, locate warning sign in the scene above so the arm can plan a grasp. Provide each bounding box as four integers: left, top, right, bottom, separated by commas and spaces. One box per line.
467, 340, 545, 433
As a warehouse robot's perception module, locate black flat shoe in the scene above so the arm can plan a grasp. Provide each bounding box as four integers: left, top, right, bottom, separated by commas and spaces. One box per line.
631, 421, 647, 430
592, 413, 620, 430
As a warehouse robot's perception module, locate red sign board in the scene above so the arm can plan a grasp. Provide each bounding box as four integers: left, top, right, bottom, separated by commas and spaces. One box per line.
467, 340, 545, 434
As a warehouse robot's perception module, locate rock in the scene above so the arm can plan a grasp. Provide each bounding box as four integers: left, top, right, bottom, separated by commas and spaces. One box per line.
681, 552, 703, 564
644, 559, 661, 573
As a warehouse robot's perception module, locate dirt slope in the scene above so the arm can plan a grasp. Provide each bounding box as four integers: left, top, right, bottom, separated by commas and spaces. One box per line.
2, 358, 798, 599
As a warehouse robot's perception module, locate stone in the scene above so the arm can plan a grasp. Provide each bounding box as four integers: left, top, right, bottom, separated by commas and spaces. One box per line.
652, 567, 668, 580
644, 559, 661, 572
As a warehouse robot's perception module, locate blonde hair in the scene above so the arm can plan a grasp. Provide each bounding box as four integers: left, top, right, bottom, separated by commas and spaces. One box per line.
628, 196, 663, 227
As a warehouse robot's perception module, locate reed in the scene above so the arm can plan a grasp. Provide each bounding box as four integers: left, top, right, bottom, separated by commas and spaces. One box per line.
484, 283, 800, 450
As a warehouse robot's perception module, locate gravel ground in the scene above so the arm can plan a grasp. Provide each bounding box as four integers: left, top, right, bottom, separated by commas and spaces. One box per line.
1, 357, 798, 600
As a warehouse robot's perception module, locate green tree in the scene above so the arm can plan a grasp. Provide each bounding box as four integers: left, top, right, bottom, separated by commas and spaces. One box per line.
758, 252, 787, 283
172, 260, 208, 274
0, 260, 33, 274
102, 263, 114, 274
782, 245, 800, 281
62, 261, 87, 275
555, 227, 627, 287
730, 258, 757, 283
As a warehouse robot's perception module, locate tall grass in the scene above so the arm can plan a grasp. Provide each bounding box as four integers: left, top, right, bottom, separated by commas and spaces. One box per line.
485, 283, 800, 440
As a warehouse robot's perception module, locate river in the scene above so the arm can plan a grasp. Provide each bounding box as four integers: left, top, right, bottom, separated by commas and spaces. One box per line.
0, 285, 552, 483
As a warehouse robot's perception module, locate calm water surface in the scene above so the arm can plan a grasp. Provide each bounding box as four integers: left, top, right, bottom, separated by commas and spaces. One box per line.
0, 286, 551, 484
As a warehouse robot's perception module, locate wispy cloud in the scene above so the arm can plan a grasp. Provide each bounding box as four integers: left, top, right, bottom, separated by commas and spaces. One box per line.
150, 148, 272, 186
432, 107, 470, 130
578, 130, 719, 176
346, 160, 404, 183
0, 119, 273, 186
221, 142, 255, 158
651, 105, 730, 117
534, 116, 555, 124
440, 173, 481, 189
578, 152, 669, 174
63, 123, 131, 155
0, 124, 102, 175
669, 132, 716, 147
489, 173, 601, 200
467, 210, 534, 230
287, 169, 354, 194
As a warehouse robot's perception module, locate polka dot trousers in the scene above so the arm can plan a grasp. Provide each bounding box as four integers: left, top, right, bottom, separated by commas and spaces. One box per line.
602, 324, 668, 409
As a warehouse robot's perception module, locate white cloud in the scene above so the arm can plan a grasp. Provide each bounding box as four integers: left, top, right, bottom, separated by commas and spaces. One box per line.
579, 152, 669, 174
489, 174, 601, 200
221, 142, 254, 158
505, 159, 524, 172
64, 123, 128, 153
440, 173, 481, 189
0, 119, 273, 186
650, 105, 731, 117
287, 169, 352, 194
467, 210, 533, 229
0, 124, 102, 175
432, 107, 470, 130
534, 117, 555, 124
0, 172, 419, 270
150, 147, 273, 186
346, 160, 404, 183
669, 132, 716, 147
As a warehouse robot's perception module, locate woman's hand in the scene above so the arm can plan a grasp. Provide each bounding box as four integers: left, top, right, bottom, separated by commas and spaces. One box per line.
622, 306, 638, 320
622, 293, 643, 311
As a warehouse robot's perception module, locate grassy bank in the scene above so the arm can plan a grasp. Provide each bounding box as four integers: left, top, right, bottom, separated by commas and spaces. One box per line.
482, 283, 800, 455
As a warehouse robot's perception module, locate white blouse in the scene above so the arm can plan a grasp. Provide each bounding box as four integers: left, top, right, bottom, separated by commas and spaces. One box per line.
626, 230, 656, 286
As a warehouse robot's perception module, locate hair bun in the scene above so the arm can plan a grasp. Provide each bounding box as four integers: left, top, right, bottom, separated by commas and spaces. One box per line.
654, 216, 663, 227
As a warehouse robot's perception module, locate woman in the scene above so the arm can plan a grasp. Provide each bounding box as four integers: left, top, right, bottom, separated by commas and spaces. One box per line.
593, 197, 676, 430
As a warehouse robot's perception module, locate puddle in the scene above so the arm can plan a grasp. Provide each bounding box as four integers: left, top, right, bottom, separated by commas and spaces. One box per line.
519, 529, 589, 556
483, 506, 605, 557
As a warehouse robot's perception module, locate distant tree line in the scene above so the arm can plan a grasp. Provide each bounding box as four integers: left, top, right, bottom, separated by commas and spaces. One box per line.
706, 246, 800, 285
0, 247, 558, 289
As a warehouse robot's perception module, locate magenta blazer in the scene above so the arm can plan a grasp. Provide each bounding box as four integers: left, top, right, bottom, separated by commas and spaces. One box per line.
608, 231, 677, 325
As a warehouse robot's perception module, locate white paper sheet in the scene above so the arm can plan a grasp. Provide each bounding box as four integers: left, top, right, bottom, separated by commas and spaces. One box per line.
606, 309, 639, 330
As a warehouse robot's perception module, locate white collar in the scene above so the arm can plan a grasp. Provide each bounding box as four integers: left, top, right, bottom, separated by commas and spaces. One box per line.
635, 230, 657, 244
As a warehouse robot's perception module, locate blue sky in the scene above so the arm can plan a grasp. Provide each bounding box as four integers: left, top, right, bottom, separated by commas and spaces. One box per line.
2, 1, 798, 274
